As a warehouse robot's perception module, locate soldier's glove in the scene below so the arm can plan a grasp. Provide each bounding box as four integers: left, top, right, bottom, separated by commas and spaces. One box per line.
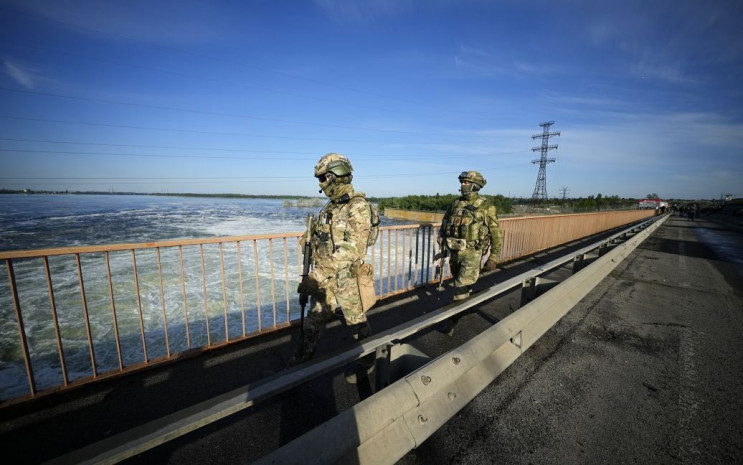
483, 259, 498, 272
297, 276, 320, 295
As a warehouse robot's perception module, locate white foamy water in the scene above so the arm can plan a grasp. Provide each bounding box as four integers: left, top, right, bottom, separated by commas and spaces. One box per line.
0, 194, 414, 401
0, 194, 313, 250
0, 195, 311, 400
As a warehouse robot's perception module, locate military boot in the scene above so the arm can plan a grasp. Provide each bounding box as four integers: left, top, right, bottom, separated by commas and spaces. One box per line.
344, 322, 375, 384
452, 285, 471, 301
440, 286, 471, 336
288, 344, 316, 366
438, 314, 461, 337
287, 323, 321, 366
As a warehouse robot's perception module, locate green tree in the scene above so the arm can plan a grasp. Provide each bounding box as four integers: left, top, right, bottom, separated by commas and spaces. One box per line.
378, 194, 513, 214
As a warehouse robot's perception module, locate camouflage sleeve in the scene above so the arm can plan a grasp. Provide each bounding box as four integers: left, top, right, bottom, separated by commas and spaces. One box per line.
439, 203, 452, 239
486, 205, 503, 260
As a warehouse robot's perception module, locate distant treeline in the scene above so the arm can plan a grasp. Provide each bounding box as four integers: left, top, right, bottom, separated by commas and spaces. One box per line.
508, 194, 639, 212
388, 194, 659, 214
2, 190, 725, 212
565, 194, 637, 211
376, 194, 514, 214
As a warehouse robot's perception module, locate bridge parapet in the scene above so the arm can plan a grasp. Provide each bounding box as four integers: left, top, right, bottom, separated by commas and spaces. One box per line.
0, 209, 654, 404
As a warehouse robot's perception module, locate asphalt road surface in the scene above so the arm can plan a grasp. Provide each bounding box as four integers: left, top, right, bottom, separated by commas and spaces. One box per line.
399, 213, 743, 465
3, 213, 741, 465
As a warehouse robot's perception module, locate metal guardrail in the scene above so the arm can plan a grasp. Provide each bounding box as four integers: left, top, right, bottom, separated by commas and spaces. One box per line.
257, 213, 670, 465
0, 209, 654, 404
43, 213, 666, 465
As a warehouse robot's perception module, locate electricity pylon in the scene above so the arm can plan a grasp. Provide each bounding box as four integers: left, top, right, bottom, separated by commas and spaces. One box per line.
529, 121, 560, 210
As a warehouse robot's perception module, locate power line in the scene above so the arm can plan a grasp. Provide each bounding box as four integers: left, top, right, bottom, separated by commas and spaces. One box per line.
0, 147, 525, 162
1, 86, 519, 143
4, 11, 502, 123
0, 115, 519, 147
1, 40, 418, 119
0, 134, 528, 161
0, 164, 528, 184
3, 87, 448, 136
0, 115, 363, 143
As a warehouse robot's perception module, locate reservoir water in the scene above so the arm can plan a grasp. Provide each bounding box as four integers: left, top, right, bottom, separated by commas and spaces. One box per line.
0, 194, 314, 251
0, 194, 408, 401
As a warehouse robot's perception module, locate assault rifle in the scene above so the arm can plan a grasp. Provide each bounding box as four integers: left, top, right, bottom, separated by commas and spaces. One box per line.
435, 219, 449, 291
297, 213, 314, 355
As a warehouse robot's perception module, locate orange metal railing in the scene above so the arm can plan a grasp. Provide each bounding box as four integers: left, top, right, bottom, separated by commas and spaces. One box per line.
0, 209, 653, 404
498, 210, 655, 263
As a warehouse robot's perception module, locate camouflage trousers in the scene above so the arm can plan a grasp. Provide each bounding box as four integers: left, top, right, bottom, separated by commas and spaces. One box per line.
299, 267, 367, 359
449, 248, 484, 301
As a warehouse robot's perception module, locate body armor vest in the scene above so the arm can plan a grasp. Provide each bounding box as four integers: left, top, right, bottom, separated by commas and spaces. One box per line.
311, 192, 377, 259
446, 197, 489, 248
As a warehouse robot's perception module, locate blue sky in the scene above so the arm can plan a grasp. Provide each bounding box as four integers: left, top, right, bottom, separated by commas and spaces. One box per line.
1, 0, 741, 200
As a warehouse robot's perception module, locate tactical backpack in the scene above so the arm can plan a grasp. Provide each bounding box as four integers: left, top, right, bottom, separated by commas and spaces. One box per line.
349, 194, 380, 246
347, 194, 379, 311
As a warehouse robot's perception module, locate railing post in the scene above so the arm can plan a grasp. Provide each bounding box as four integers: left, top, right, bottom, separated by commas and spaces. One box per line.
156, 247, 171, 357
132, 249, 149, 362
76, 253, 98, 377
6, 259, 36, 396
103, 252, 123, 371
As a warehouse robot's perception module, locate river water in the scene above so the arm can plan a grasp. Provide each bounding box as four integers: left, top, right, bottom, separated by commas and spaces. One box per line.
0, 194, 409, 401
0, 194, 313, 251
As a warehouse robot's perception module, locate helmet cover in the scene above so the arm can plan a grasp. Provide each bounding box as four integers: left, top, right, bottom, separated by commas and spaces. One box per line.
315, 153, 353, 197
314, 153, 353, 178
458, 170, 486, 189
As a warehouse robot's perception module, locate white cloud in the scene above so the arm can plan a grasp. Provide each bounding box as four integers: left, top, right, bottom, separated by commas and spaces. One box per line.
314, 0, 414, 25
3, 60, 40, 89
3, 0, 236, 45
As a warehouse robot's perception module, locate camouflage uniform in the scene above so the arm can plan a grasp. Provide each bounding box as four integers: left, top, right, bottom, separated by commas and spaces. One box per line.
439, 171, 503, 301
295, 153, 374, 362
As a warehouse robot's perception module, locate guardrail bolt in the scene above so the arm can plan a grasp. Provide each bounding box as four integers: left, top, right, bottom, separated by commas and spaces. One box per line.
448, 392, 457, 401
418, 414, 428, 424
451, 356, 460, 365
421, 375, 432, 385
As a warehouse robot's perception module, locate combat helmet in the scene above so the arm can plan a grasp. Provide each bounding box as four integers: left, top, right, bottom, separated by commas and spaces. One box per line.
315, 153, 353, 178
458, 170, 486, 193
315, 153, 353, 198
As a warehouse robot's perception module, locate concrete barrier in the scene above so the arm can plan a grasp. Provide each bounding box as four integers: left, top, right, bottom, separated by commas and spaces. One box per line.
256, 214, 668, 465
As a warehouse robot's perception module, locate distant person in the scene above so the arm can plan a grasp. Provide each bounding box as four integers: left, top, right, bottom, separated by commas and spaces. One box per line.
437, 171, 503, 334
292, 153, 378, 383
688, 204, 697, 221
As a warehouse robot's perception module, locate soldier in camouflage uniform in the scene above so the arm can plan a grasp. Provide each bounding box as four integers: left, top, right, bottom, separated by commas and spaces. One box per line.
293, 153, 375, 369
438, 171, 503, 302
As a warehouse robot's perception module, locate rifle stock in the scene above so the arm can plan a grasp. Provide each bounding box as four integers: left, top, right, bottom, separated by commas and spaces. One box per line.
297, 213, 314, 354
436, 220, 449, 291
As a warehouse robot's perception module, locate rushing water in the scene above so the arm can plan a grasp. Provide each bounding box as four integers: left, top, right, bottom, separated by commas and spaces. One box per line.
0, 194, 312, 251
0, 194, 410, 401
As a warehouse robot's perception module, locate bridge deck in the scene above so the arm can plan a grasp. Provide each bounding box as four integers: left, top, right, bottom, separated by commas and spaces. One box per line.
1, 213, 741, 464
401, 213, 743, 465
